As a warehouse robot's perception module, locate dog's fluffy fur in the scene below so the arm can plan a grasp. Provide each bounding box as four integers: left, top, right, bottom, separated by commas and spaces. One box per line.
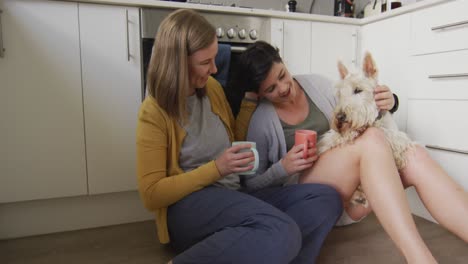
317, 52, 415, 207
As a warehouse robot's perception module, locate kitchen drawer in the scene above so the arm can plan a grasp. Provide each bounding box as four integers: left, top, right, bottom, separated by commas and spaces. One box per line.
408, 50, 468, 100
426, 148, 468, 191
410, 0, 468, 55
407, 100, 468, 153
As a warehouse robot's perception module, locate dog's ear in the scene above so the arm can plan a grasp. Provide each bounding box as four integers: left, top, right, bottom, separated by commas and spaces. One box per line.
338, 61, 348, 80
363, 52, 378, 79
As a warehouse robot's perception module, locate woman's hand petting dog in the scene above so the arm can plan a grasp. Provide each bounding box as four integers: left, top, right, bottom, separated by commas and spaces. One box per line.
374, 85, 395, 111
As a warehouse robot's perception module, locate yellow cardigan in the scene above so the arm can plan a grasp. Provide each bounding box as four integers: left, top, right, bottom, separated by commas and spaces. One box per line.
136, 77, 256, 243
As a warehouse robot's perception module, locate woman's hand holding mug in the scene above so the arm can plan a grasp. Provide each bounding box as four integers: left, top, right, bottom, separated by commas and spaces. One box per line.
281, 130, 318, 176
215, 142, 259, 177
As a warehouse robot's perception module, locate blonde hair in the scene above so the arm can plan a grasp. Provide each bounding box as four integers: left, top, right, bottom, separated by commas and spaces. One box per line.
146, 9, 216, 121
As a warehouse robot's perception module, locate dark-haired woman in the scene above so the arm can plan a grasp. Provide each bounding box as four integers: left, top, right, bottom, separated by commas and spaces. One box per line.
236, 40, 468, 263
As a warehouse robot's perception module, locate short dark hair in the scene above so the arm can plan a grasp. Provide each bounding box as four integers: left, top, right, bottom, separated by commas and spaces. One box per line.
236, 41, 283, 93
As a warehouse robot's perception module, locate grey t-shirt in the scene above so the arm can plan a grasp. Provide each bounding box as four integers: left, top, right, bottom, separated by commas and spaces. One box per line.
179, 94, 240, 190
280, 94, 330, 151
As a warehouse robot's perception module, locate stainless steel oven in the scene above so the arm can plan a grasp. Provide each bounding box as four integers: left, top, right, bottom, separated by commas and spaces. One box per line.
140, 8, 269, 116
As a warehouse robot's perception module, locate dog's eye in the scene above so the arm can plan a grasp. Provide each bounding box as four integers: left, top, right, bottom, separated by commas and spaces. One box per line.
354, 88, 363, 94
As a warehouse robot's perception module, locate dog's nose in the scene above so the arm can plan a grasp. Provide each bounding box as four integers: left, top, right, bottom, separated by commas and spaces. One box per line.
336, 112, 347, 123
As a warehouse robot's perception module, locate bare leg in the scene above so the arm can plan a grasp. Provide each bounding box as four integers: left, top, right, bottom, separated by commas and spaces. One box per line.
300, 128, 436, 263
400, 145, 468, 242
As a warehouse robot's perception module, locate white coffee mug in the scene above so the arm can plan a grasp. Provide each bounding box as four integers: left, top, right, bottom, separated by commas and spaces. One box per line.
232, 141, 259, 175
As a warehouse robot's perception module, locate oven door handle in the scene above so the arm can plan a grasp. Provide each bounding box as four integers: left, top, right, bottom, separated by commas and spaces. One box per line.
231, 46, 247, 53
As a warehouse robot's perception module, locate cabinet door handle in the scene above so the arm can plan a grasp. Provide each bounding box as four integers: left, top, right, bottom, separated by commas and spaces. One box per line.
0, 9, 4, 58
428, 73, 468, 79
426, 145, 468, 155
351, 29, 358, 66
431, 20, 468, 31
126, 9, 130, 62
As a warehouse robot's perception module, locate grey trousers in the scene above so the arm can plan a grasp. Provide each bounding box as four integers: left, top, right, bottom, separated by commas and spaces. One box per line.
168, 184, 342, 264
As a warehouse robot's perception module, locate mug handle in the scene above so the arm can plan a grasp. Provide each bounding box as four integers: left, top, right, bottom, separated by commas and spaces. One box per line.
250, 147, 259, 172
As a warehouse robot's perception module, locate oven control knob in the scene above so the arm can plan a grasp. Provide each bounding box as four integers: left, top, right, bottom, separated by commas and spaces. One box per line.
249, 29, 258, 40
227, 28, 236, 39
238, 29, 246, 39
216, 27, 225, 38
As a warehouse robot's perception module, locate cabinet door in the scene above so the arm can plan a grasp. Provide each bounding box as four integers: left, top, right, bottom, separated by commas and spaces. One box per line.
310, 22, 358, 82
269, 18, 284, 58
79, 4, 141, 194
0, 0, 87, 203
283, 20, 311, 75
360, 14, 411, 132
269, 19, 311, 75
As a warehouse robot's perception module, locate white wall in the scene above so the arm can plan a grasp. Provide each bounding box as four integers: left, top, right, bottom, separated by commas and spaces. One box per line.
186, 0, 420, 16
186, 0, 329, 14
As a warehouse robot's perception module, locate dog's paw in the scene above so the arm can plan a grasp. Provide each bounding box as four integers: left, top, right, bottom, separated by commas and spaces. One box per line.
350, 186, 369, 208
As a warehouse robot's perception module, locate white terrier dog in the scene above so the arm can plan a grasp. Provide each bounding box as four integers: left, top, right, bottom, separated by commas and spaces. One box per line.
318, 52, 415, 207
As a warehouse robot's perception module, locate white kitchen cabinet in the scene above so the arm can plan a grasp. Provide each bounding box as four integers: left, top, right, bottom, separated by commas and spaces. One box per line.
407, 100, 468, 152
360, 14, 411, 132
408, 50, 468, 100
310, 22, 358, 82
269, 18, 284, 57
401, 0, 468, 222
269, 18, 311, 75
410, 0, 468, 55
79, 4, 141, 194
283, 20, 311, 75
0, 0, 87, 203
270, 19, 358, 83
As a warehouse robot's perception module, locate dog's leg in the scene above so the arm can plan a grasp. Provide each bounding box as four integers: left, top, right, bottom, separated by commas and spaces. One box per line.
317, 130, 341, 155
381, 128, 415, 170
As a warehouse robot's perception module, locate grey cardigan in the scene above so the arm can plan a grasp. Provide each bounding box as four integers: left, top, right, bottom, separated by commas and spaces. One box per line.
244, 74, 337, 191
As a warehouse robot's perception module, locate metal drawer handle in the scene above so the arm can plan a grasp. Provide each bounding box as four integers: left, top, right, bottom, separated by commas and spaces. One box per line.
428, 73, 468, 79
426, 145, 468, 155
0, 9, 4, 58
431, 20, 468, 31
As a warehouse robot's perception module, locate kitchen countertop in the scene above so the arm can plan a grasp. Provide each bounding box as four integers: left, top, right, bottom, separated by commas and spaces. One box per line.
55, 0, 451, 25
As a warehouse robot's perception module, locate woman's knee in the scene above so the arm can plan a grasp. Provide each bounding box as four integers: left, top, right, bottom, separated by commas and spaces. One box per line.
400, 144, 432, 185
298, 184, 343, 221
357, 127, 388, 147
316, 184, 343, 219
248, 211, 302, 263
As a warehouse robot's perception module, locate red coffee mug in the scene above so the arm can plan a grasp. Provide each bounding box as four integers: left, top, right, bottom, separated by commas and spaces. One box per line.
294, 130, 317, 159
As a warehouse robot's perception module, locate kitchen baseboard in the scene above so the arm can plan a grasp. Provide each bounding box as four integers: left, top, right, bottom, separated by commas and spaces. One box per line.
0, 191, 154, 240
